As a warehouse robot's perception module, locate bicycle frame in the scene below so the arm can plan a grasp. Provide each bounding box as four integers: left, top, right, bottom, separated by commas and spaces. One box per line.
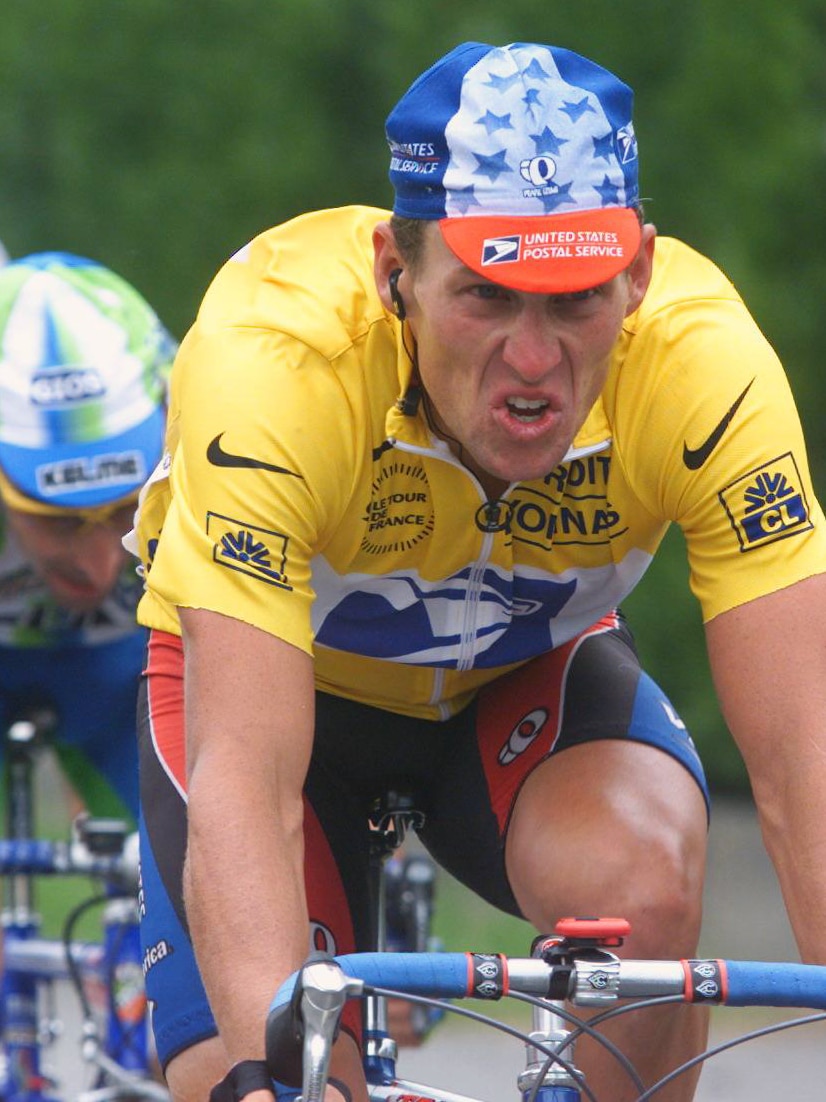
337, 793, 581, 1102
0, 713, 161, 1102
339, 795, 584, 1102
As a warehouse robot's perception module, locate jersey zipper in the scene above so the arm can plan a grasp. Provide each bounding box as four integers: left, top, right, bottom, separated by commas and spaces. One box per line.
456, 527, 496, 671
393, 436, 506, 682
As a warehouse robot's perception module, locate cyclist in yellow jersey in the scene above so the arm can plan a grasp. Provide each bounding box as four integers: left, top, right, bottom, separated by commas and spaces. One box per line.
129, 42, 826, 1102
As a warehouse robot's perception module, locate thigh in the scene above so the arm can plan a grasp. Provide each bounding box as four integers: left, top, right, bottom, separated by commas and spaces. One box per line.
54, 632, 147, 820
421, 613, 709, 916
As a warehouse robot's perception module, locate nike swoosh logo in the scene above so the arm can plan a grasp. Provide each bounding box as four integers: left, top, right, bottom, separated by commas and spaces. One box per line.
682, 378, 755, 470
206, 434, 303, 478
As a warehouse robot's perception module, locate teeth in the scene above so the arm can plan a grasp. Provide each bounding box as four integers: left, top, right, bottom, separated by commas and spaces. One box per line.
506, 396, 547, 421
507, 397, 546, 410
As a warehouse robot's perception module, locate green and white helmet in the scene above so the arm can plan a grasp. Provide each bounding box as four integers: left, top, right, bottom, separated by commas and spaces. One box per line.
0, 251, 175, 508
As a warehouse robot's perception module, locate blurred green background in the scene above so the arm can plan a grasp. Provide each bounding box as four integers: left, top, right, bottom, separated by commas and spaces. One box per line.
2, 1, 825, 793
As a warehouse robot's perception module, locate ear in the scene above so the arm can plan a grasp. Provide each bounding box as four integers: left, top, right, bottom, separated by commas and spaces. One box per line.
373, 222, 405, 315
624, 223, 657, 316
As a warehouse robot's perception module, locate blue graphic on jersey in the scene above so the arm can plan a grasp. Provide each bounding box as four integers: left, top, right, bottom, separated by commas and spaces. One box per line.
314, 567, 577, 668
221, 530, 274, 571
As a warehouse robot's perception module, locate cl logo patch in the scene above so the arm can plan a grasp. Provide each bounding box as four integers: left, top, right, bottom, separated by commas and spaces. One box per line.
719, 453, 813, 551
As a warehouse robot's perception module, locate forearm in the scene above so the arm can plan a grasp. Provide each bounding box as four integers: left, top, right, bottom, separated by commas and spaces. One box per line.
706, 576, 826, 963
179, 608, 317, 1074
185, 760, 309, 1064
747, 741, 826, 962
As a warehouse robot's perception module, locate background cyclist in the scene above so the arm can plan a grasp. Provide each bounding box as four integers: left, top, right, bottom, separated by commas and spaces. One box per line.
130, 41, 826, 1102
0, 250, 174, 822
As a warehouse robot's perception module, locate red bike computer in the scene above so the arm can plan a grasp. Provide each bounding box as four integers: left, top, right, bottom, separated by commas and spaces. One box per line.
554, 917, 631, 945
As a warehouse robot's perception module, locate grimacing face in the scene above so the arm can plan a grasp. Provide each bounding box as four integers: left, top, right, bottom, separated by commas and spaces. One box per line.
374, 221, 655, 496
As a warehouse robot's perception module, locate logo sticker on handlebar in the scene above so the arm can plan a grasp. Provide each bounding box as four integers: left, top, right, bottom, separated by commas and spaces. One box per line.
470, 953, 505, 998
587, 971, 612, 990
688, 959, 724, 1003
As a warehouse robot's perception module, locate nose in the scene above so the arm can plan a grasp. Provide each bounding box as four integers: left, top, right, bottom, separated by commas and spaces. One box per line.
82, 523, 128, 579
501, 303, 563, 381
62, 525, 128, 597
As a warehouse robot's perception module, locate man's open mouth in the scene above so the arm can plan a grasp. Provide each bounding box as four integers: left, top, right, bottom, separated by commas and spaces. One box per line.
505, 397, 549, 423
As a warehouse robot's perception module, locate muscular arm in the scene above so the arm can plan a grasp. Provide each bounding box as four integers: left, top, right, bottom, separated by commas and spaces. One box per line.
180, 607, 315, 1068
705, 572, 826, 961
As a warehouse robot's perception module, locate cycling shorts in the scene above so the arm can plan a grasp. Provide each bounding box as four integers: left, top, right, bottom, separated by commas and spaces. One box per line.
0, 631, 147, 822
137, 614, 708, 1069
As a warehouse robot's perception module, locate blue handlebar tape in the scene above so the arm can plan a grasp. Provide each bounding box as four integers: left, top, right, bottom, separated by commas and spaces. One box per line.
724, 960, 826, 1008
270, 952, 474, 1014
0, 839, 60, 873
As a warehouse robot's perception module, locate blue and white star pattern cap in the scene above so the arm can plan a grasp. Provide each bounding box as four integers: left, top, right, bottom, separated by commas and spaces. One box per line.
0, 252, 175, 509
387, 42, 642, 293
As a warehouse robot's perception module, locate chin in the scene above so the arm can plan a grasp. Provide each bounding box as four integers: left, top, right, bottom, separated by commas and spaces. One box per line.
498, 460, 560, 485
471, 441, 565, 490
49, 585, 106, 613
58, 597, 102, 614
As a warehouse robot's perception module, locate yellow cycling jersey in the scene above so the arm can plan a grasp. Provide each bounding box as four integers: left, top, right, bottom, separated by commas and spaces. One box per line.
131, 205, 826, 720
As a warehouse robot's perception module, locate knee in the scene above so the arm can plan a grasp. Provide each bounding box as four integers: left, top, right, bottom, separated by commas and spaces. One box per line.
597, 817, 706, 956
506, 754, 708, 958
517, 824, 705, 952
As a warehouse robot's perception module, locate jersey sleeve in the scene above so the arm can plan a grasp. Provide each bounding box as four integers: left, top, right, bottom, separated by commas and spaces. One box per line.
613, 267, 826, 622
136, 323, 361, 653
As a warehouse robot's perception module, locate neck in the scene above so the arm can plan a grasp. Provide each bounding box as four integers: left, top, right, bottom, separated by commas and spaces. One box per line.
423, 398, 510, 500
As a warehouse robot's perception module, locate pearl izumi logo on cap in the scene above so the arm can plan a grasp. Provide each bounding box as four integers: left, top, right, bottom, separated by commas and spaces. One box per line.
519, 155, 559, 196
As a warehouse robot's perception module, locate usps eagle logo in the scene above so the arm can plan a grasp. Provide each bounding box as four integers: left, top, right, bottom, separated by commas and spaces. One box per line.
481, 235, 521, 266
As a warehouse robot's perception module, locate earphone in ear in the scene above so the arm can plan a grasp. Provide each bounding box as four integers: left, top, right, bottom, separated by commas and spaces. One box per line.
388, 268, 406, 320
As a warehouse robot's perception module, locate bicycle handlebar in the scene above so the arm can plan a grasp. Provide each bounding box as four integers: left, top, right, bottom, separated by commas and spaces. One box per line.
0, 834, 140, 890
269, 950, 826, 1016
265, 949, 826, 1099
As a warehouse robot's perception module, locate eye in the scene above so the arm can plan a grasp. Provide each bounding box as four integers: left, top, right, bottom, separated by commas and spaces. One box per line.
550, 288, 599, 305
471, 282, 509, 301
40, 515, 86, 536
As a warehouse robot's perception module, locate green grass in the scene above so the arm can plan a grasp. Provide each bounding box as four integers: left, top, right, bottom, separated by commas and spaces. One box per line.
432, 869, 534, 956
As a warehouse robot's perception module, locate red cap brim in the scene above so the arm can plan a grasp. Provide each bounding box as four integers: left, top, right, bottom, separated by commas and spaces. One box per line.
439, 207, 641, 293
